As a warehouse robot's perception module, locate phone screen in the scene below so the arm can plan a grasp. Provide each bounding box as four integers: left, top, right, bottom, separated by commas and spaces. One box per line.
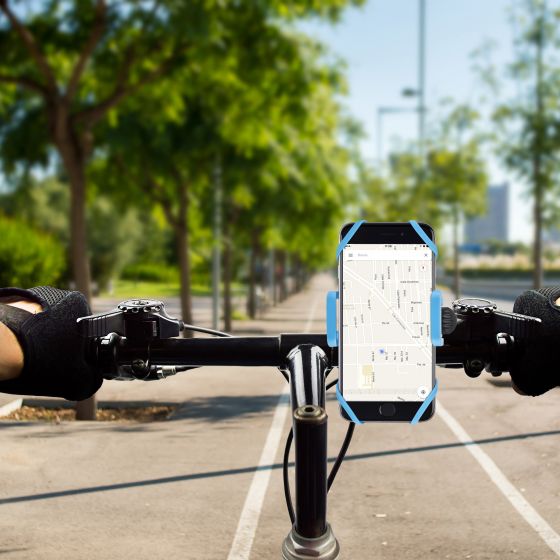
341, 242, 434, 404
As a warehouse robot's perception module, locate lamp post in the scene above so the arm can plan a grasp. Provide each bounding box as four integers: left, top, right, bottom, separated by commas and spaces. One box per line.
377, 1, 427, 169
401, 0, 427, 157
419, 0, 426, 156
377, 106, 419, 166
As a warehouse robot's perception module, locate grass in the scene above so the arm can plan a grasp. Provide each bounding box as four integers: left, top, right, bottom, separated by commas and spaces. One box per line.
100, 280, 182, 299
100, 280, 246, 299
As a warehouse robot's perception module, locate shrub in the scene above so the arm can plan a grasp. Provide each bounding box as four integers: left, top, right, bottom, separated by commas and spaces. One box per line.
0, 215, 65, 287
121, 262, 179, 283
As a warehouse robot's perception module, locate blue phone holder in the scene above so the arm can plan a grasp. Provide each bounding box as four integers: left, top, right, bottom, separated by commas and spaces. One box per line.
327, 220, 441, 425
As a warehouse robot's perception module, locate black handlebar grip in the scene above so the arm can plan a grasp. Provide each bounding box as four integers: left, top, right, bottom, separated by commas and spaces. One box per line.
510, 287, 560, 395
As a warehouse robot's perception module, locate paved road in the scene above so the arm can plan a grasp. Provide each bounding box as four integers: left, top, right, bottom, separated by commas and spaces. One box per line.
441, 278, 560, 303
2, 275, 560, 559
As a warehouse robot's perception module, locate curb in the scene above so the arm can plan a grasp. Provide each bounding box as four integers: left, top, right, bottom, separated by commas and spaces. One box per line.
0, 398, 23, 417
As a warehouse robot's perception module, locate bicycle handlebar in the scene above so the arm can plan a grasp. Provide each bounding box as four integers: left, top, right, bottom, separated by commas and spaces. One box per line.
77, 295, 544, 559
81, 297, 542, 381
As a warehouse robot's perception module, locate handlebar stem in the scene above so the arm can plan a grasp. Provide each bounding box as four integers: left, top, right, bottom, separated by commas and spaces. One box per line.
280, 344, 340, 559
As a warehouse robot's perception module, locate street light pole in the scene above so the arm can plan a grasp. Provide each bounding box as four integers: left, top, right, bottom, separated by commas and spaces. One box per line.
377, 106, 420, 167
377, 109, 383, 165
418, 0, 426, 158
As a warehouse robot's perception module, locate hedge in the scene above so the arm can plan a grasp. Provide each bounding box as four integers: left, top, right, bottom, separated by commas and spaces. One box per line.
121, 262, 179, 283
0, 216, 66, 287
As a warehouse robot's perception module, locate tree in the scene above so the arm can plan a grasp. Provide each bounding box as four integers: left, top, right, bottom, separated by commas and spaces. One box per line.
0, 0, 197, 301
0, 174, 145, 292
214, 64, 356, 327
361, 150, 440, 226
476, 0, 560, 288
0, 0, 363, 416
103, 25, 357, 331
425, 104, 488, 297
359, 103, 487, 298
0, 0, 365, 298
101, 101, 216, 332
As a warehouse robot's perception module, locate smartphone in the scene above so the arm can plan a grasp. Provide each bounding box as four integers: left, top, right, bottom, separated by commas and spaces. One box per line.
338, 222, 436, 422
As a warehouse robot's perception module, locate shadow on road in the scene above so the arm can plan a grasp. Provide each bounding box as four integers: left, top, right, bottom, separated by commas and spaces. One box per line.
2, 428, 560, 506
170, 394, 282, 422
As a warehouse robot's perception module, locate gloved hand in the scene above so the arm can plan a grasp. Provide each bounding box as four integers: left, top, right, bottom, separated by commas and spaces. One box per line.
0, 286, 102, 401
510, 287, 560, 396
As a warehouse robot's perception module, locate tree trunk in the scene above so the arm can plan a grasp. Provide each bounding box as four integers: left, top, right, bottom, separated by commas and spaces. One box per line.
56, 123, 95, 420
176, 183, 193, 336
277, 251, 287, 302
58, 142, 92, 302
301, 263, 307, 289
453, 208, 460, 299
293, 257, 300, 293
285, 253, 293, 295
247, 234, 259, 319
75, 397, 97, 421
295, 257, 306, 292
223, 233, 233, 332
269, 249, 277, 306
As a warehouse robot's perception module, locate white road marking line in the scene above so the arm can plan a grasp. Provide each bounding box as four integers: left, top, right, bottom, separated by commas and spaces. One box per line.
226, 387, 290, 560
304, 295, 321, 334
438, 401, 560, 557
227, 294, 320, 560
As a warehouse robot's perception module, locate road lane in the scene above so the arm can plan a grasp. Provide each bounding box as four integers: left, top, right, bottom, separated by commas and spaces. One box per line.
2, 276, 560, 559
250, 280, 560, 559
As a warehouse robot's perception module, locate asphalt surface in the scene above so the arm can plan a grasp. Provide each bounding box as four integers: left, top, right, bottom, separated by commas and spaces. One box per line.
1, 275, 560, 559
441, 278, 560, 303
442, 279, 533, 303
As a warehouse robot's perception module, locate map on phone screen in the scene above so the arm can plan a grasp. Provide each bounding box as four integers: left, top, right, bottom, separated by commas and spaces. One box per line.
341, 243, 433, 402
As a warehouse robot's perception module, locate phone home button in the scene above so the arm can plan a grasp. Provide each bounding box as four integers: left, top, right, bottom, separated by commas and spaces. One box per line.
379, 403, 396, 417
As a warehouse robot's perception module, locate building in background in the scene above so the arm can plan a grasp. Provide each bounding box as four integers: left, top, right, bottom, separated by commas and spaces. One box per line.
464, 183, 509, 248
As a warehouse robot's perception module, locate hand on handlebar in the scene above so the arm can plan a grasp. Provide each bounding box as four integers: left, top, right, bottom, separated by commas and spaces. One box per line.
0, 286, 103, 400
510, 287, 560, 396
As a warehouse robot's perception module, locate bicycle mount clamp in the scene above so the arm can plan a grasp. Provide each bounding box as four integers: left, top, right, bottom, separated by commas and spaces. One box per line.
78, 299, 183, 380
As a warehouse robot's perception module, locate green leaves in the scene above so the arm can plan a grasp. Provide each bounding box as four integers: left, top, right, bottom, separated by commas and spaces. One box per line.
477, 0, 560, 189
0, 0, 361, 294
0, 213, 65, 287
360, 100, 488, 235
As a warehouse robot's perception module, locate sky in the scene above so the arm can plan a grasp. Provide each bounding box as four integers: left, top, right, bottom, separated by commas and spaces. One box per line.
300, 0, 530, 242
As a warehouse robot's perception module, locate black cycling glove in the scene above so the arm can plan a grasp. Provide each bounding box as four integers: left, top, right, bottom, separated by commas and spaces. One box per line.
0, 286, 102, 401
510, 287, 560, 396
